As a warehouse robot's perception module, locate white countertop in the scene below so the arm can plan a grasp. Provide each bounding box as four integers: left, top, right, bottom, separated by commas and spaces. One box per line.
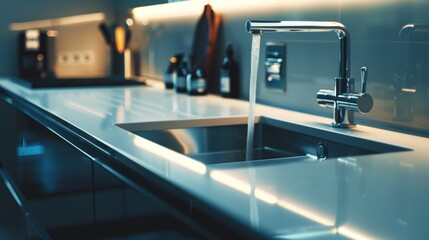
1, 78, 428, 239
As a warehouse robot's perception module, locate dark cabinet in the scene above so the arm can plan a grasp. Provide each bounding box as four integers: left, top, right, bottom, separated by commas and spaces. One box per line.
0, 98, 201, 239
0, 168, 49, 240
0, 169, 27, 240
93, 165, 198, 239
0, 105, 96, 239
19, 116, 95, 239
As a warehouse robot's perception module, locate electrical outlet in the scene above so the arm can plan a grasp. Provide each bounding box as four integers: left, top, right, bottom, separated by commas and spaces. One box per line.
57, 51, 94, 66
265, 42, 286, 92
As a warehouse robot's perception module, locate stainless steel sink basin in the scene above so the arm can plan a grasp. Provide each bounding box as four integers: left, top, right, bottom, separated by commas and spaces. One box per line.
117, 116, 409, 165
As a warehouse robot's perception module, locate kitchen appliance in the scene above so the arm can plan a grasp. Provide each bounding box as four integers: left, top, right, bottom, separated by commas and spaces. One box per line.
15, 28, 145, 88
18, 30, 56, 79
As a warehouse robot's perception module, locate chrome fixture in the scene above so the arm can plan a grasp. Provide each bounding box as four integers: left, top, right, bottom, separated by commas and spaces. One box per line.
246, 21, 373, 128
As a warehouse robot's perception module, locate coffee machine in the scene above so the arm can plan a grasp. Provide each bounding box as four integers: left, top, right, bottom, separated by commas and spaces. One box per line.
18, 30, 56, 79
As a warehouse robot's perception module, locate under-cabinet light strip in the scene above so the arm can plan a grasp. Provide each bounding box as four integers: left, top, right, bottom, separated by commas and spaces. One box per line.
10, 13, 105, 31
132, 0, 408, 24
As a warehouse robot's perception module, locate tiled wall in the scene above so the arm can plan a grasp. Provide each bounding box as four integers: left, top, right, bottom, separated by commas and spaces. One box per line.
133, 0, 429, 136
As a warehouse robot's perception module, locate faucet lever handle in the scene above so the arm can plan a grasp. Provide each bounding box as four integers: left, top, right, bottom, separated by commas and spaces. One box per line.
360, 66, 368, 93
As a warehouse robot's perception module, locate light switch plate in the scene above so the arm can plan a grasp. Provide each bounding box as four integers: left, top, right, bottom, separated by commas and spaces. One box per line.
265, 42, 286, 92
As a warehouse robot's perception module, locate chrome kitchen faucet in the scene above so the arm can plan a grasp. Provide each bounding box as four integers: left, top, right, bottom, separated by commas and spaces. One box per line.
246, 21, 373, 128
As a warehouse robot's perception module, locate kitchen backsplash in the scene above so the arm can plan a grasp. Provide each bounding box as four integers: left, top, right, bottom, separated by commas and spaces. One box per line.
11, 18, 110, 79
54, 21, 110, 78
130, 0, 429, 136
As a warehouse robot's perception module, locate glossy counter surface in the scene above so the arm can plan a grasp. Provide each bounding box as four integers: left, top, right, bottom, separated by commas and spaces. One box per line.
1, 78, 428, 239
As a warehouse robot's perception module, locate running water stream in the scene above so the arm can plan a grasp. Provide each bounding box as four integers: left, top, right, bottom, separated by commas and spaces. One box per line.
246, 33, 261, 161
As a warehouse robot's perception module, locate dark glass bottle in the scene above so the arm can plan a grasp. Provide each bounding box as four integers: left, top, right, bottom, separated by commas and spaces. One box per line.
164, 57, 176, 89
220, 44, 239, 98
164, 53, 183, 89
187, 66, 207, 95
175, 61, 188, 93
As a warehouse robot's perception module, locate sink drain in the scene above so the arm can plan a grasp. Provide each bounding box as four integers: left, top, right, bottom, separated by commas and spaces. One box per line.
316, 143, 328, 160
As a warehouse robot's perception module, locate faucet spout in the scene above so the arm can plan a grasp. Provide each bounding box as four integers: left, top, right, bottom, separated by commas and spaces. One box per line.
246, 20, 350, 79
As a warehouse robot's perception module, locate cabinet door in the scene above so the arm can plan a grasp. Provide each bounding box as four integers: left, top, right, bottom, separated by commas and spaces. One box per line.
0, 98, 202, 239
93, 161, 200, 239
15, 113, 200, 239
0, 169, 27, 240
17, 115, 95, 239
0, 168, 51, 240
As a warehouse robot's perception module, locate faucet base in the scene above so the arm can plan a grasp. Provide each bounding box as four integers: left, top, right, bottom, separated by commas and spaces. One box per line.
331, 122, 356, 128
332, 107, 355, 128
